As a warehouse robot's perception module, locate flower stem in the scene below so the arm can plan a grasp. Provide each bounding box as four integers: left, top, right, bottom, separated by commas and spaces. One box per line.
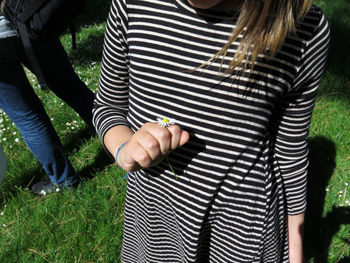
166, 157, 177, 179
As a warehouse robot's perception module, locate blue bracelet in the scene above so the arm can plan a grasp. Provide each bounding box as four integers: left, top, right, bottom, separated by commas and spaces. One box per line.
115, 141, 129, 180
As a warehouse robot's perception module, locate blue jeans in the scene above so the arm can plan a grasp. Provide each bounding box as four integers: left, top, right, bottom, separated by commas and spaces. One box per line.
0, 36, 95, 186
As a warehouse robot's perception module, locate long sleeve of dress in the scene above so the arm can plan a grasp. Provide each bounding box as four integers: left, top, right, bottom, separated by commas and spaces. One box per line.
270, 13, 330, 215
92, 0, 129, 144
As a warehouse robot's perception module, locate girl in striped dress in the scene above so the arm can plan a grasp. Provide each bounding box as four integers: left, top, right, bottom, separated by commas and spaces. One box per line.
93, 0, 330, 262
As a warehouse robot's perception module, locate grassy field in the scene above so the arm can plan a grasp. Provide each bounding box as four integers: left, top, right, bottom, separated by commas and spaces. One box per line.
0, 0, 349, 262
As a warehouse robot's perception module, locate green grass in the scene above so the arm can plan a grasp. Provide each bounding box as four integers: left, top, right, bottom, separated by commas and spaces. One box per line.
0, 0, 349, 262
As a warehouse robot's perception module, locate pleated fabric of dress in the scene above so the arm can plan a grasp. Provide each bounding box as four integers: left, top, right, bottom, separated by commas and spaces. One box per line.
93, 0, 330, 262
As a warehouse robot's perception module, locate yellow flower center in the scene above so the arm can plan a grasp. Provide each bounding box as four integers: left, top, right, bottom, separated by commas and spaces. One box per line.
162, 118, 169, 123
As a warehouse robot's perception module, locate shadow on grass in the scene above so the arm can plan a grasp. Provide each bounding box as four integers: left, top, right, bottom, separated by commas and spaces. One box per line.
62, 126, 96, 154
69, 30, 105, 66
304, 136, 350, 263
77, 147, 113, 181
76, 0, 111, 28
60, 126, 113, 181
322, 1, 350, 80
338, 257, 350, 263
316, 0, 350, 102
60, 0, 109, 66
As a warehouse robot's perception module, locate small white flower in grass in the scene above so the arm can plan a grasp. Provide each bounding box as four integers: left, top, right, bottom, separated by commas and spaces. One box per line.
345, 183, 349, 186
15, 138, 19, 143
2, 138, 6, 141
40, 190, 47, 196
339, 191, 343, 194
345, 200, 349, 204
56, 188, 60, 192
12, 132, 16, 135
157, 117, 176, 128
2, 224, 6, 227
0, 211, 4, 216
325, 188, 329, 192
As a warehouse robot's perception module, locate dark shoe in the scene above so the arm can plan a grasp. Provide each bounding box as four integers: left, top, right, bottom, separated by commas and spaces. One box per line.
31, 180, 77, 196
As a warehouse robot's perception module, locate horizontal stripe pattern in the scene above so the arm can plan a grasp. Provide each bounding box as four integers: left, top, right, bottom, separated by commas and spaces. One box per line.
92, 0, 330, 262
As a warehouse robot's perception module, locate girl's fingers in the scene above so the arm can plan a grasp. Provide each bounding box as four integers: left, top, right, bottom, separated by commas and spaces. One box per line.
131, 143, 154, 168
167, 125, 181, 150
121, 140, 153, 171
136, 130, 162, 161
167, 125, 190, 148
119, 122, 190, 172
144, 123, 172, 155
179, 130, 190, 146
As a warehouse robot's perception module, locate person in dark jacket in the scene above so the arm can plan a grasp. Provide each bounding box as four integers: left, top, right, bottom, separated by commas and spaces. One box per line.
0, 15, 95, 194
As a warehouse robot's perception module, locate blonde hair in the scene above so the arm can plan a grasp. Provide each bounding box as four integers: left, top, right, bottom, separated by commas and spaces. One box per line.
211, 0, 313, 73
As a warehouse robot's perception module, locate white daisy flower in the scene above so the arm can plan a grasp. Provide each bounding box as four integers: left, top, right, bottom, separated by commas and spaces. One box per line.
157, 117, 176, 128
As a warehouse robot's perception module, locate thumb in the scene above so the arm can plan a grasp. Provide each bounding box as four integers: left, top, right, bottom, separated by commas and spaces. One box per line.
179, 130, 190, 147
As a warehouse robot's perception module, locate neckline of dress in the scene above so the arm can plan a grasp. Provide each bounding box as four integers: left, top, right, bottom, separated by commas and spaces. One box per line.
173, 0, 239, 20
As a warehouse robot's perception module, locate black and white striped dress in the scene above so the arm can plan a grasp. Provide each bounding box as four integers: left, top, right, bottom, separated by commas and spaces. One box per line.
93, 0, 330, 262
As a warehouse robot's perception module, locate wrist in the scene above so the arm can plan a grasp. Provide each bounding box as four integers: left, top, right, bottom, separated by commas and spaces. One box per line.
115, 141, 130, 180
115, 141, 128, 169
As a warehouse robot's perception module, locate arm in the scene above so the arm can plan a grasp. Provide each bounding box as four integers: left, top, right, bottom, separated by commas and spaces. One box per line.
288, 214, 305, 263
93, 0, 189, 171
92, 0, 130, 157
103, 125, 134, 159
93, 0, 190, 169
270, 11, 330, 262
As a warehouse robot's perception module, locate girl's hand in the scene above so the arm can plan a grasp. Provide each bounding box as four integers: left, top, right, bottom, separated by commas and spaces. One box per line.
116, 122, 190, 172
